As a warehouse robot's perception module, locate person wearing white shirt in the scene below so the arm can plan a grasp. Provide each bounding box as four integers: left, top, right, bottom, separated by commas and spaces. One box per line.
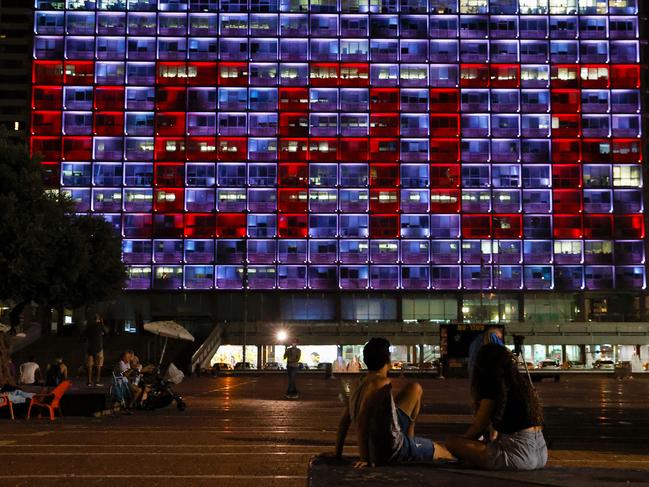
19, 357, 41, 385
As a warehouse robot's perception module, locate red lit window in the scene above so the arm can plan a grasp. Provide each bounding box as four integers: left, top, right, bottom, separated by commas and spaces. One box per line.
551, 90, 580, 113
31, 111, 61, 135
583, 215, 613, 239
158, 62, 190, 86
340, 138, 369, 161
615, 215, 644, 239
309, 138, 338, 162
155, 138, 185, 161
551, 65, 579, 88
41, 162, 60, 188
32, 86, 62, 110
187, 137, 217, 161
552, 139, 581, 163
154, 188, 184, 212
278, 189, 308, 213
429, 89, 459, 113
155, 163, 184, 187
430, 164, 460, 188
553, 165, 581, 188
216, 213, 247, 238
430, 189, 460, 212
611, 65, 640, 89
370, 88, 399, 112
493, 215, 522, 239
369, 164, 399, 186
31, 136, 61, 162
187, 62, 218, 86
219, 62, 248, 86
553, 189, 582, 213
33, 61, 63, 84
582, 139, 610, 163
462, 215, 491, 238
430, 114, 460, 137
580, 65, 610, 89
156, 112, 186, 136
460, 64, 490, 88
94, 112, 124, 136
279, 138, 308, 161
612, 139, 642, 164
94, 87, 124, 110
370, 215, 399, 238
278, 163, 308, 186
62, 136, 91, 160
553, 215, 582, 238
279, 88, 308, 111
370, 189, 399, 213
64, 61, 94, 85
279, 113, 308, 137
184, 214, 216, 238
370, 138, 399, 162
157, 87, 186, 111
278, 214, 308, 238
310, 63, 339, 87
552, 114, 580, 138
340, 63, 369, 87
370, 113, 399, 137
430, 139, 460, 163
490, 64, 519, 88
153, 214, 184, 238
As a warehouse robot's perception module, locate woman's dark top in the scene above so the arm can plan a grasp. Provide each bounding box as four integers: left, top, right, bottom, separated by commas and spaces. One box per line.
478, 382, 540, 435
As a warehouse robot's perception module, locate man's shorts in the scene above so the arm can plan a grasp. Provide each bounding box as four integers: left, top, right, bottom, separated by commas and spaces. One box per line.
393, 408, 435, 462
485, 429, 548, 471
87, 351, 104, 368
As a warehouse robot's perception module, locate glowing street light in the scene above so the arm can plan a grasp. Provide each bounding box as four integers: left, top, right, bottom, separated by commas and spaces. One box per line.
276, 330, 288, 342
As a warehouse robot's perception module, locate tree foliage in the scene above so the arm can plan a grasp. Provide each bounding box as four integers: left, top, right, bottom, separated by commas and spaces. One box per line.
0, 136, 126, 319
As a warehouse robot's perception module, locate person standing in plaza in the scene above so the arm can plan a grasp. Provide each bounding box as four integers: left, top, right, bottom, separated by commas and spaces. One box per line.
84, 313, 106, 387
284, 342, 301, 399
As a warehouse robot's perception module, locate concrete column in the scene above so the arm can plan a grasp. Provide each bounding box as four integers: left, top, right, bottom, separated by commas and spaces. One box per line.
419, 344, 425, 366
257, 346, 262, 370
561, 344, 567, 363
412, 345, 418, 364
406, 346, 411, 363
579, 345, 586, 364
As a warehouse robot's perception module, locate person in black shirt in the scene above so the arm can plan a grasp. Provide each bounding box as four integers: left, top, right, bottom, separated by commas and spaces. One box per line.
83, 314, 106, 387
446, 344, 547, 470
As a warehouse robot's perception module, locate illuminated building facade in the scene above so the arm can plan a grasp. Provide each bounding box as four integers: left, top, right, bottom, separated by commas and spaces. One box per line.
30, 0, 644, 296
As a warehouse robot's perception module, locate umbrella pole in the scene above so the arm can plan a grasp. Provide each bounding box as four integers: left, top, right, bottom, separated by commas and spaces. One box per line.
159, 336, 168, 371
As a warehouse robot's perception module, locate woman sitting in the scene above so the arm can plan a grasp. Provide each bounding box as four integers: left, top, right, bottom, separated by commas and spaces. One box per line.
446, 344, 547, 471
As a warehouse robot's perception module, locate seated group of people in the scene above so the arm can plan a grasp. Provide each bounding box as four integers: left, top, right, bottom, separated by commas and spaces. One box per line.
335, 336, 547, 471
17, 356, 68, 387
113, 350, 151, 410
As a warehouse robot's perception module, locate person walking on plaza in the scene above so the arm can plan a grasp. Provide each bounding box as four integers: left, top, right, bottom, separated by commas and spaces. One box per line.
84, 313, 106, 387
446, 344, 547, 471
284, 342, 301, 399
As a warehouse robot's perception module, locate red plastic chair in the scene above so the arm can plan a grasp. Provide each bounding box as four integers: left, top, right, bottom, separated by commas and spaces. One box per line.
27, 380, 72, 420
0, 393, 14, 420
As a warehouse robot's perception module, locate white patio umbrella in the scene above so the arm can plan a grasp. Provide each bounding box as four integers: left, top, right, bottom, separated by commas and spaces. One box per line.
144, 321, 195, 368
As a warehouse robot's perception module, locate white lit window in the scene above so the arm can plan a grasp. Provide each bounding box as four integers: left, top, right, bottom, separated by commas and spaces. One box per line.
613, 165, 641, 187
554, 240, 582, 255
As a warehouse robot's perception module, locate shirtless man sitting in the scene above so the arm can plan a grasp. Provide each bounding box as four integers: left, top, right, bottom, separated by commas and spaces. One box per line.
334, 337, 454, 467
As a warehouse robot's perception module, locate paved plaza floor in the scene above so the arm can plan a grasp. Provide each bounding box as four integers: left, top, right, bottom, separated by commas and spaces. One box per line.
0, 374, 648, 486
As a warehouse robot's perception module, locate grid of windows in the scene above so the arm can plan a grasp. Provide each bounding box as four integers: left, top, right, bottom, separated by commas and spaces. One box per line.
31, 0, 644, 290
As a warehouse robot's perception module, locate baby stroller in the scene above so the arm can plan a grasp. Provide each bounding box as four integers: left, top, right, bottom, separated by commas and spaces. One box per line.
142, 321, 195, 412
140, 363, 186, 411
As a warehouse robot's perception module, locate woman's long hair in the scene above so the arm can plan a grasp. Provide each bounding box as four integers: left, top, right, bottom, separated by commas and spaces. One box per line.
471, 343, 543, 426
